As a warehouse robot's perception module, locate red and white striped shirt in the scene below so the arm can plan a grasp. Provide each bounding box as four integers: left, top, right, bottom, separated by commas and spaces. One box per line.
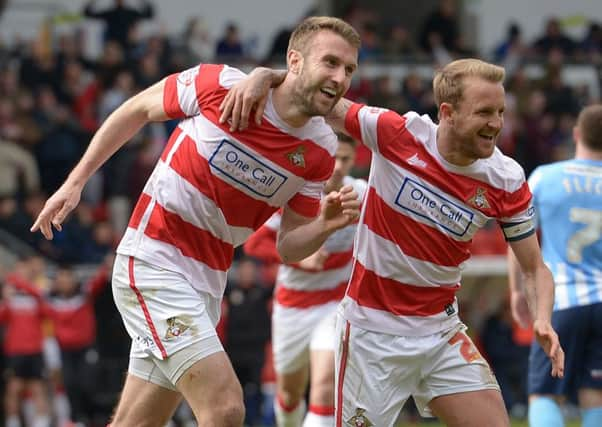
244, 176, 367, 308
342, 104, 534, 336
117, 64, 337, 298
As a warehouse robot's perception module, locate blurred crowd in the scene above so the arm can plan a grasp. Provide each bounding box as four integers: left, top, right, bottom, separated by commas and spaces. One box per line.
0, 0, 600, 425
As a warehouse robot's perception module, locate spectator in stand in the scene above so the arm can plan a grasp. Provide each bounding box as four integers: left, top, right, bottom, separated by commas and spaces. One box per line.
83, 0, 154, 51
532, 18, 576, 58
419, 0, 461, 56
580, 22, 602, 62
0, 257, 51, 427
215, 22, 245, 60
224, 258, 272, 427
180, 17, 214, 64
382, 24, 418, 59
44, 258, 112, 426
493, 22, 528, 76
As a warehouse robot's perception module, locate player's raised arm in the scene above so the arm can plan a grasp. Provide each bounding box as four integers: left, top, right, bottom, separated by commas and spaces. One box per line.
31, 79, 168, 240
509, 234, 565, 378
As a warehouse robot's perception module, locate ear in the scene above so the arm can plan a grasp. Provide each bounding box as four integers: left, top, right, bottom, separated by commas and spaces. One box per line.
439, 102, 454, 123
287, 49, 303, 75
572, 125, 580, 147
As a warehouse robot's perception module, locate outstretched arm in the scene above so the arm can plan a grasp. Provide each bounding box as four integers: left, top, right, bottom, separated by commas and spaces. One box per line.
509, 233, 564, 378
31, 79, 169, 239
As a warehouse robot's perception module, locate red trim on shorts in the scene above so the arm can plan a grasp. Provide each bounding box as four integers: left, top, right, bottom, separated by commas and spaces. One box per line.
309, 404, 335, 416
127, 256, 168, 359
335, 321, 350, 427
277, 393, 301, 413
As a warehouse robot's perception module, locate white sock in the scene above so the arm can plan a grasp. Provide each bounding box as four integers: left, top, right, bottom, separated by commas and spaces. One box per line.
22, 398, 35, 427
32, 415, 51, 427
53, 390, 72, 425
275, 396, 306, 427
6, 415, 21, 427
302, 409, 334, 427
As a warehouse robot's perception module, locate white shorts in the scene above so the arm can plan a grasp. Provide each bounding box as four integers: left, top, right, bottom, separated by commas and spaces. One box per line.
334, 313, 499, 426
112, 254, 224, 387
272, 301, 339, 374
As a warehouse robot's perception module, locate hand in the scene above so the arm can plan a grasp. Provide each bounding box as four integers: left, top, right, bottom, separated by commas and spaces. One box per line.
510, 290, 532, 328
30, 182, 83, 240
297, 247, 330, 270
219, 68, 273, 132
533, 319, 565, 378
319, 185, 361, 232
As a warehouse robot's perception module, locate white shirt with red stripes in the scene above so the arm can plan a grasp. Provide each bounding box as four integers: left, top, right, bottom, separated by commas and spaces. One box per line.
247, 176, 367, 308
116, 64, 338, 299
341, 104, 535, 336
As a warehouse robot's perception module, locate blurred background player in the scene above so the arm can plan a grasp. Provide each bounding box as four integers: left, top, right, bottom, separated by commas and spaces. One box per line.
0, 257, 51, 427
509, 104, 602, 427
44, 256, 112, 426
244, 133, 366, 427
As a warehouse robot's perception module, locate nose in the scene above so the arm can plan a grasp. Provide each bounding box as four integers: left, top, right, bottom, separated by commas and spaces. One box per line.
489, 114, 503, 130
332, 65, 346, 85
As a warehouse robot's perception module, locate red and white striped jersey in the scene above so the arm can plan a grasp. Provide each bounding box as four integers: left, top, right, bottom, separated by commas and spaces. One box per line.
245, 176, 367, 308
117, 64, 337, 298
342, 104, 534, 336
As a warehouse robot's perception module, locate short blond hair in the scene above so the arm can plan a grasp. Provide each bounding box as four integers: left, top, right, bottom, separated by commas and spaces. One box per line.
433, 59, 505, 107
288, 16, 361, 55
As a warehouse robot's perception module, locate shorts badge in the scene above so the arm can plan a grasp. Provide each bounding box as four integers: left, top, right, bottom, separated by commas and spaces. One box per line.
165, 317, 190, 340
347, 408, 373, 427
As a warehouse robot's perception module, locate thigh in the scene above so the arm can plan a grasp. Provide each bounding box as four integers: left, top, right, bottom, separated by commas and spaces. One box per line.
582, 303, 602, 392
429, 389, 509, 427
334, 316, 416, 427
528, 306, 587, 397
111, 373, 182, 427
416, 325, 500, 418
176, 351, 244, 419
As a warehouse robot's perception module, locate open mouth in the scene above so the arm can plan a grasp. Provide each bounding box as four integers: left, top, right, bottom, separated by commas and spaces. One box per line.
320, 87, 337, 99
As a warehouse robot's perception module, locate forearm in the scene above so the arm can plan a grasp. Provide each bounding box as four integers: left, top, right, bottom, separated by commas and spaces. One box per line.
507, 249, 523, 294
277, 218, 332, 263
252, 67, 286, 87
523, 265, 555, 323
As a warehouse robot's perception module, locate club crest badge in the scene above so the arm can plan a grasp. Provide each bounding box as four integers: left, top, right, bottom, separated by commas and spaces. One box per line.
286, 146, 306, 168
347, 408, 373, 427
467, 187, 490, 209
165, 317, 190, 340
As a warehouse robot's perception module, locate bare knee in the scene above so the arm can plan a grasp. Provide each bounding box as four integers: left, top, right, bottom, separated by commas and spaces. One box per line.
211, 400, 245, 427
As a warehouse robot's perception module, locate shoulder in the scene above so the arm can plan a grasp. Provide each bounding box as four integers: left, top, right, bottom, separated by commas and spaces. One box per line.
403, 111, 436, 142
481, 149, 527, 192
217, 65, 247, 89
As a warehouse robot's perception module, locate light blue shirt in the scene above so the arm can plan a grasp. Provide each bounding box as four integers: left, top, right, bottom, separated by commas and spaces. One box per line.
528, 159, 602, 310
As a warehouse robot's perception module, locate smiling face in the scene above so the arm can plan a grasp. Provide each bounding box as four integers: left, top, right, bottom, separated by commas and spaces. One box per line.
289, 30, 358, 117
443, 76, 505, 163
